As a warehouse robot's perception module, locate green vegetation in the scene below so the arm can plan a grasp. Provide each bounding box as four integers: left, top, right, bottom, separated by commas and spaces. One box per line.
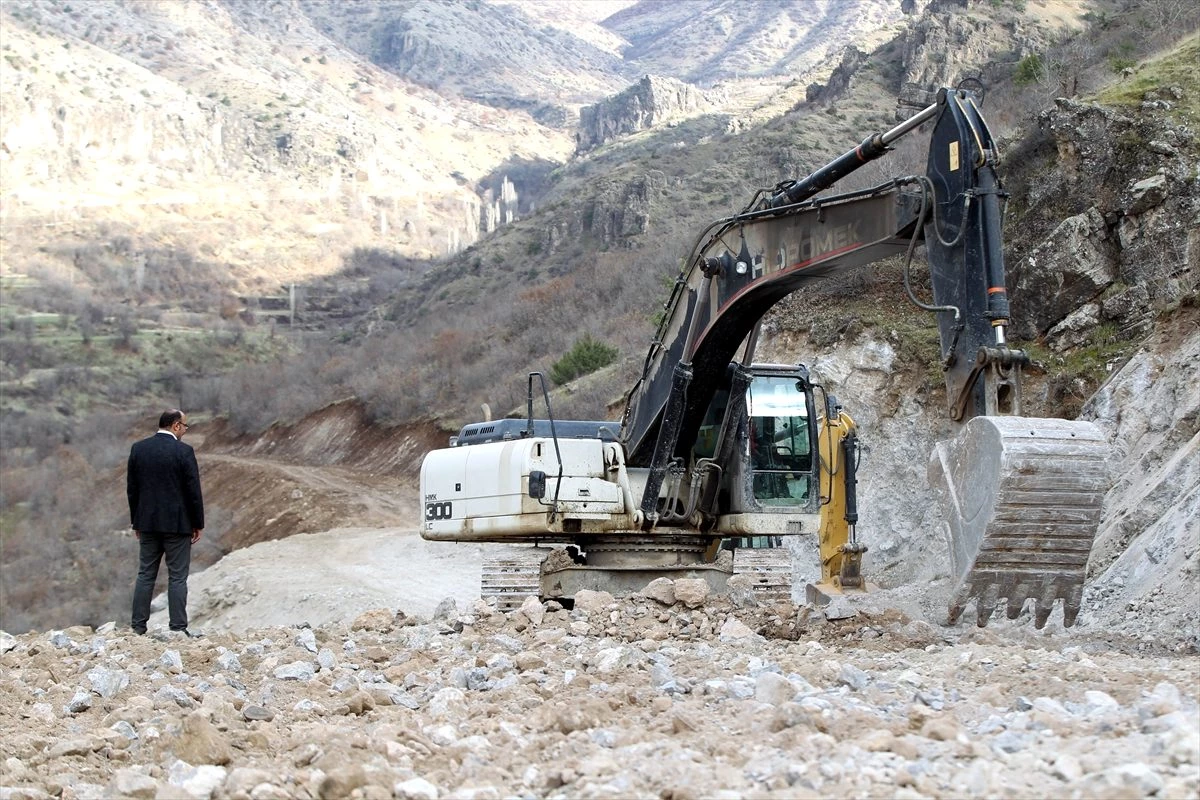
1095, 34, 1200, 124
1013, 53, 1046, 86
1107, 41, 1137, 75
1023, 327, 1138, 418
549, 335, 619, 386
1, 309, 285, 421
1108, 56, 1136, 74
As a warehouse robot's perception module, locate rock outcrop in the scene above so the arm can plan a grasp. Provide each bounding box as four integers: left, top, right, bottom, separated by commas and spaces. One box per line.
1080, 315, 1200, 647
542, 172, 662, 251
1008, 94, 1198, 345
805, 46, 869, 107
577, 76, 719, 152
893, 0, 1042, 116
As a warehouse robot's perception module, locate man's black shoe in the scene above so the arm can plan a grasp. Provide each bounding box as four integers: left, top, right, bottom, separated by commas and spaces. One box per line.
131, 627, 147, 635
169, 628, 202, 638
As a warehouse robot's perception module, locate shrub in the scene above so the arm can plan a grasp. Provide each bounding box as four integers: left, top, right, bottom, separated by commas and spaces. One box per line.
549, 335, 618, 385
1109, 56, 1136, 74
1013, 54, 1046, 86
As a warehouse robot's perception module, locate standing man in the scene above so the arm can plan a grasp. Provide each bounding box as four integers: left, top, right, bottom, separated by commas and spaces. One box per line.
127, 409, 204, 636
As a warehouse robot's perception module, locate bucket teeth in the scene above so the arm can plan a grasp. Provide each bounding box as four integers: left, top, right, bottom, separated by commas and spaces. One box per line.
1005, 595, 1025, 620
1034, 598, 1054, 630
1063, 585, 1083, 628
929, 416, 1111, 629
976, 584, 1000, 627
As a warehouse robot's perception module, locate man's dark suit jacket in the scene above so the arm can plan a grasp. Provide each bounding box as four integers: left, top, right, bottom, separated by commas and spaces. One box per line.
127, 432, 204, 534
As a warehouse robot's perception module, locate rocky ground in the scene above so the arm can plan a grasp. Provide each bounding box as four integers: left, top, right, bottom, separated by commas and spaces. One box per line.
1, 583, 1197, 800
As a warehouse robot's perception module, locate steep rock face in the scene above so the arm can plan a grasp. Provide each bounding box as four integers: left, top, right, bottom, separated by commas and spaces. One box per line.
1017, 209, 1121, 349
1007, 96, 1198, 343
1079, 315, 1200, 647
753, 323, 956, 605
576, 76, 719, 152
894, 0, 1040, 114
480, 176, 520, 235
542, 172, 661, 251
805, 46, 869, 107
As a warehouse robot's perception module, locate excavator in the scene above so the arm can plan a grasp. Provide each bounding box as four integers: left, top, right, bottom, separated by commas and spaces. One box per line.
420, 87, 1112, 628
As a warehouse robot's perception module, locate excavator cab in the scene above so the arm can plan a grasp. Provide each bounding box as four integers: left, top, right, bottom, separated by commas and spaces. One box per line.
688, 363, 823, 552
708, 364, 819, 521
746, 373, 814, 506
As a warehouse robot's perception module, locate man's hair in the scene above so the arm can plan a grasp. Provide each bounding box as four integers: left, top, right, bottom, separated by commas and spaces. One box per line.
159, 409, 184, 429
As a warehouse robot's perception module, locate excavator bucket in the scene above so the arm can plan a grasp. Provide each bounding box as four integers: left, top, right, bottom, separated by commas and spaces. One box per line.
928, 416, 1111, 628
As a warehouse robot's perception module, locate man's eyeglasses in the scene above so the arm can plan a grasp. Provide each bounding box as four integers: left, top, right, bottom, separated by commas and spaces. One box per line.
177, 422, 190, 430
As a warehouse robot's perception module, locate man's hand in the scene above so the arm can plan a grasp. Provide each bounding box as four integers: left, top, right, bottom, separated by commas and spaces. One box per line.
133, 529, 140, 540
192, 528, 203, 544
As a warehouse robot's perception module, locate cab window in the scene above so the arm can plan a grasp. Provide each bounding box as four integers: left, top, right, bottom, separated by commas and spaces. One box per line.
747, 376, 812, 504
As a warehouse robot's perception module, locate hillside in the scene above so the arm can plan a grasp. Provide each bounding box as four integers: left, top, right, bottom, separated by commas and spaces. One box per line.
0, 0, 573, 282
0, 0, 945, 290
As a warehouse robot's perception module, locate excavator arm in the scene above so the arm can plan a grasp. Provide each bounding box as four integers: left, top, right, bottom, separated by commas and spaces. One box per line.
618, 88, 1111, 626
619, 186, 924, 522
622, 90, 1020, 476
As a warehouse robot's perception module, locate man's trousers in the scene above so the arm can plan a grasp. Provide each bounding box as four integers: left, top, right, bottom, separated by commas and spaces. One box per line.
131, 531, 192, 632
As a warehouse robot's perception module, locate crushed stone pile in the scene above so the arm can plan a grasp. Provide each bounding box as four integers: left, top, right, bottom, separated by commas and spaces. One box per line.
1, 583, 1198, 800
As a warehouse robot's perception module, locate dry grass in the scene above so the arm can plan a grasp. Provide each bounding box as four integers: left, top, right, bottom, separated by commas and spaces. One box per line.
1095, 33, 1200, 124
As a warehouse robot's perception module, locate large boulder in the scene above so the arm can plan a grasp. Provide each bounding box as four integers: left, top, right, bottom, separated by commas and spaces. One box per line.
1012, 208, 1117, 340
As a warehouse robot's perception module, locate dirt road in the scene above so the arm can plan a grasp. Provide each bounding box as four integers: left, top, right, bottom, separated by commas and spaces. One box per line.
152, 527, 537, 633
152, 447, 528, 633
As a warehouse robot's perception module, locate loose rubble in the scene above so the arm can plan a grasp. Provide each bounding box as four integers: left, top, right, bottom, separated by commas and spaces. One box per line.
2, 589, 1197, 800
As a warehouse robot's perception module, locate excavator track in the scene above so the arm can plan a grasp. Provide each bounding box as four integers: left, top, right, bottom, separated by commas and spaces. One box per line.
929, 416, 1111, 629
732, 548, 794, 606
480, 548, 545, 612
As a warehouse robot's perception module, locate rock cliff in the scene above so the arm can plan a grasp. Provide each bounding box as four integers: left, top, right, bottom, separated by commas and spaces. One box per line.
894, 0, 1050, 115
576, 75, 720, 153
1007, 94, 1198, 346
805, 46, 869, 107
541, 172, 661, 251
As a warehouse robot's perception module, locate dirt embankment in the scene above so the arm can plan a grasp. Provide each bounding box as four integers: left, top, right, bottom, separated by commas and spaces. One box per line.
193, 402, 448, 558
201, 403, 449, 477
